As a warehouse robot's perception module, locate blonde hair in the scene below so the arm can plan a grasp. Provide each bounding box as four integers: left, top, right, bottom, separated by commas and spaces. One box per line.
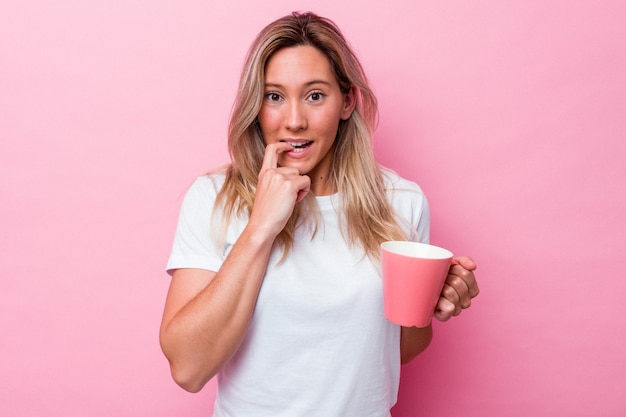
215, 11, 408, 259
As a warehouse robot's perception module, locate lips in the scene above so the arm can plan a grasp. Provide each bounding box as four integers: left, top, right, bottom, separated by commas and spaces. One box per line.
280, 139, 313, 153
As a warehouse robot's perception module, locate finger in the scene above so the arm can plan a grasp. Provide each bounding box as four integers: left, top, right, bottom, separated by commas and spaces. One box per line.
449, 264, 480, 299
295, 175, 311, 203
441, 283, 461, 307
434, 297, 456, 322
261, 142, 294, 172
452, 256, 477, 271
446, 272, 471, 308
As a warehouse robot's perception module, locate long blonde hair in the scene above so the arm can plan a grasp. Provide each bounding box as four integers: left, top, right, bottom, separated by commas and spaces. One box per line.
215, 11, 408, 259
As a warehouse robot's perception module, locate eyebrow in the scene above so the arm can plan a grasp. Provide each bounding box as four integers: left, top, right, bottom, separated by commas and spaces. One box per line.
264, 80, 333, 89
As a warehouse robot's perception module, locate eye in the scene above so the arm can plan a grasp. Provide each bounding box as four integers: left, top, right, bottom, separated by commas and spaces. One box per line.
265, 92, 282, 103
307, 91, 325, 102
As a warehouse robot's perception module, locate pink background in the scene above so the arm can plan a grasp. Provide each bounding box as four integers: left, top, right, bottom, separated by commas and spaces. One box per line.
2, 1, 625, 416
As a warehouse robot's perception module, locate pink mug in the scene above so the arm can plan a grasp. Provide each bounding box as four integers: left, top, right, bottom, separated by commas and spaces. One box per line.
381, 241, 453, 327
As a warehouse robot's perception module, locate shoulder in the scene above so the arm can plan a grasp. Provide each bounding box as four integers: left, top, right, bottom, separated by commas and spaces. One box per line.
381, 168, 427, 204
192, 170, 227, 191
177, 170, 229, 213
381, 168, 431, 242
186, 170, 227, 197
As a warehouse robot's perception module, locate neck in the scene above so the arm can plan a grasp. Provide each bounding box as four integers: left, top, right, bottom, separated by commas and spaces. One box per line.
311, 175, 336, 196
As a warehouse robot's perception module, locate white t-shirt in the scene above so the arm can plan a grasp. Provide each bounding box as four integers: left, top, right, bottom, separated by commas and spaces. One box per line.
166, 170, 430, 417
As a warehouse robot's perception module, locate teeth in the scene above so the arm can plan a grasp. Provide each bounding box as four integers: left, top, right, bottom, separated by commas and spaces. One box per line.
286, 141, 309, 147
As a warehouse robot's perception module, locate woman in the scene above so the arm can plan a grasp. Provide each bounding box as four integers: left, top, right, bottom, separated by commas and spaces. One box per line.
160, 11, 478, 416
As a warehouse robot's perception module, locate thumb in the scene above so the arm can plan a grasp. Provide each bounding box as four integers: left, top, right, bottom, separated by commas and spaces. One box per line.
452, 256, 477, 271
294, 175, 311, 203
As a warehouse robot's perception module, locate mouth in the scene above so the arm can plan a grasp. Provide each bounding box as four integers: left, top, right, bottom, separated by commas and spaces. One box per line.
280, 140, 313, 153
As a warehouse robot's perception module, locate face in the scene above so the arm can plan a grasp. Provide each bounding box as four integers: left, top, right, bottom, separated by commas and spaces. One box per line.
258, 45, 355, 195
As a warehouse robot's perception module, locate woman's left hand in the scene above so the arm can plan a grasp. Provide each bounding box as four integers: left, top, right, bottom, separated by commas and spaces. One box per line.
434, 256, 479, 322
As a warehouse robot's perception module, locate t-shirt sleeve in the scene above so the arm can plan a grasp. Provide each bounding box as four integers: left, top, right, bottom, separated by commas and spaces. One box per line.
165, 176, 225, 275
385, 172, 431, 244
403, 184, 430, 245
414, 193, 430, 244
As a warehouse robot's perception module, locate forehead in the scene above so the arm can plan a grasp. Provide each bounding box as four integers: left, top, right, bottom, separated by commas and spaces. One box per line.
264, 45, 336, 86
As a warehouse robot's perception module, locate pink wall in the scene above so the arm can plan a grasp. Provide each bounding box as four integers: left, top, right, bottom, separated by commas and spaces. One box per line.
2, 1, 625, 416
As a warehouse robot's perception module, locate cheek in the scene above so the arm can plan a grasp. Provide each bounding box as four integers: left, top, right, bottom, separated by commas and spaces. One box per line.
257, 108, 279, 136
314, 112, 342, 137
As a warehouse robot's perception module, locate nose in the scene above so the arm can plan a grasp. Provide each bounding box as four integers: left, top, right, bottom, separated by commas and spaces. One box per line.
284, 101, 307, 131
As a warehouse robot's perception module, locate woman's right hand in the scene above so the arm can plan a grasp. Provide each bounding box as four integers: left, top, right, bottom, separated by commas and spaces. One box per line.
160, 145, 309, 391
249, 142, 311, 238
160, 144, 311, 393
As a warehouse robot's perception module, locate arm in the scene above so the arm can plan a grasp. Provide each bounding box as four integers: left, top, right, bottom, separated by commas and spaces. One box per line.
400, 256, 479, 364
159, 227, 275, 393
400, 325, 433, 363
159, 143, 310, 392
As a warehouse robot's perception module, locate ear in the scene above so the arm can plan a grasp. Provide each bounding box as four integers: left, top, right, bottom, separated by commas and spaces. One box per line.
340, 85, 357, 120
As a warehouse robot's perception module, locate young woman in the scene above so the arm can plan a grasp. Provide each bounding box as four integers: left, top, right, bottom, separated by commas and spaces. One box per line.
160, 12, 479, 416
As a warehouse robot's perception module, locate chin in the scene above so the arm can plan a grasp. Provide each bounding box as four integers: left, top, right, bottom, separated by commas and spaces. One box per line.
278, 160, 310, 174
